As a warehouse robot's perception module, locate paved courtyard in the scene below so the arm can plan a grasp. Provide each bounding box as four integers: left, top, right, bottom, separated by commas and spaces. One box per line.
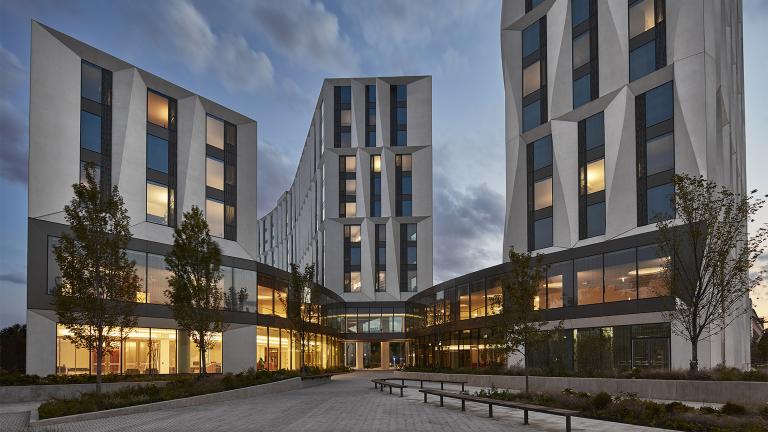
0, 372, 668, 432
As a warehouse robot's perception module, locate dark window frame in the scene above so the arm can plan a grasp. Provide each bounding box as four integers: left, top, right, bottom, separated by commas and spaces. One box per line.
527, 135, 554, 250
628, 0, 666, 82
578, 112, 606, 239
522, 17, 547, 132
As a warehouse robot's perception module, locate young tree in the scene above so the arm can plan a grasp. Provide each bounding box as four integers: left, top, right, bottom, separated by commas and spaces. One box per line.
53, 165, 140, 393
656, 174, 768, 371
0, 324, 26, 373
492, 248, 561, 393
281, 263, 317, 375
164, 206, 227, 377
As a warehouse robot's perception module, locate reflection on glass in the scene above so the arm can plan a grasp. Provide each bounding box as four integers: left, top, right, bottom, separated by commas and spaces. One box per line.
604, 249, 637, 302
637, 245, 669, 298
459, 284, 470, 320
341, 109, 352, 126
647, 182, 674, 222
81, 61, 102, 102
534, 217, 553, 249
206, 199, 224, 238
486, 279, 503, 315
80, 111, 102, 153
523, 61, 540, 96
147, 253, 170, 304
534, 177, 553, 210
548, 261, 572, 307
147, 91, 169, 128
572, 32, 590, 69
470, 281, 485, 318
189, 332, 222, 374
126, 250, 147, 302
523, 100, 541, 132
532, 135, 552, 171
206, 157, 224, 190
576, 254, 602, 305
258, 275, 274, 315
646, 133, 674, 175
522, 21, 540, 57
350, 272, 361, 292
206, 115, 224, 149
630, 41, 656, 82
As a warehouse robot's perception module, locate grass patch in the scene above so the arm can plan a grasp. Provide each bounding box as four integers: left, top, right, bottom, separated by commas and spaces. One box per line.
37, 368, 342, 419
475, 387, 768, 432
402, 365, 768, 382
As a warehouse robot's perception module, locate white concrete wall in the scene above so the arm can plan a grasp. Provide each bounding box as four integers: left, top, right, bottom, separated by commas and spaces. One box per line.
222, 325, 256, 373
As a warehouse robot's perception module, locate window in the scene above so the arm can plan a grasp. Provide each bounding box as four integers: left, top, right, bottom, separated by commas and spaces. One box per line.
146, 134, 169, 173
146, 182, 168, 225
339, 156, 356, 217
522, 61, 541, 97
459, 284, 470, 320
206, 116, 224, 149
637, 81, 674, 225
80, 111, 102, 153
629, 42, 656, 82
629, 0, 655, 38
396, 154, 413, 216
344, 225, 362, 292
533, 217, 553, 250
637, 245, 669, 298
575, 254, 602, 305
533, 177, 552, 210
528, 135, 553, 250
81, 61, 102, 102
579, 112, 605, 238
572, 32, 590, 69
206, 199, 224, 238
147, 92, 169, 128
604, 249, 637, 302
335, 86, 352, 148
366, 85, 377, 147
522, 101, 541, 132
79, 161, 101, 185
258, 275, 275, 315
547, 261, 573, 307
125, 251, 146, 301
571, 0, 590, 26
400, 224, 417, 292
371, 155, 381, 216
391, 85, 407, 146
147, 253, 170, 304
572, 0, 597, 108
628, 0, 665, 81
375, 224, 386, 292
572, 74, 591, 108
206, 157, 224, 190
522, 21, 540, 57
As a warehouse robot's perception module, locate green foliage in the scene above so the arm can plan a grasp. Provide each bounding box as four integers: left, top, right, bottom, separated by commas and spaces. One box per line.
592, 391, 612, 410
0, 371, 188, 386
0, 324, 26, 373
476, 387, 768, 432
656, 174, 768, 371
52, 164, 140, 391
164, 206, 226, 377
282, 263, 317, 374
36, 368, 344, 419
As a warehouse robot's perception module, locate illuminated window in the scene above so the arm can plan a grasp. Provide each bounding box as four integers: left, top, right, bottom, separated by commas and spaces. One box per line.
147, 91, 169, 128
575, 255, 602, 305
371, 155, 381, 172
206, 116, 224, 149
344, 179, 356, 194
206, 157, 224, 190
146, 182, 168, 224
344, 202, 357, 217
604, 249, 637, 302
637, 245, 670, 298
629, 0, 655, 38
534, 177, 553, 210
586, 159, 605, 193
522, 61, 540, 97
206, 199, 224, 238
340, 110, 352, 126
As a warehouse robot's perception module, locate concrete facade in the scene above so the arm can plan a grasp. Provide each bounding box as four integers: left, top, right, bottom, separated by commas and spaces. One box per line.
258, 77, 434, 302
500, 0, 750, 369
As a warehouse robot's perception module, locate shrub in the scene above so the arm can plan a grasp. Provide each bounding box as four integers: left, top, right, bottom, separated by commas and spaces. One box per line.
591, 392, 612, 410
721, 402, 747, 416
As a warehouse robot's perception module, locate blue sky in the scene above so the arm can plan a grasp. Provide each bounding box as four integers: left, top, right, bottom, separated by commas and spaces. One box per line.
0, 0, 767, 328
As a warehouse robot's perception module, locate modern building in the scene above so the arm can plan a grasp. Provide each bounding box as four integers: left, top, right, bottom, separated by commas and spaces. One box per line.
27, 0, 753, 376
495, 0, 750, 369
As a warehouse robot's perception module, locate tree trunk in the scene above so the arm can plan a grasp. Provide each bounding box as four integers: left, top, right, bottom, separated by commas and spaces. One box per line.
690, 339, 699, 371
299, 334, 305, 376
200, 341, 207, 377
95, 333, 103, 394
525, 369, 530, 394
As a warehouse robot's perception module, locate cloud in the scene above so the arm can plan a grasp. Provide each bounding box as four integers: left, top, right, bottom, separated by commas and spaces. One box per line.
341, 0, 483, 52
244, 0, 359, 73
257, 140, 295, 218
433, 174, 505, 283
0, 271, 25, 285
151, 0, 273, 91
0, 44, 27, 184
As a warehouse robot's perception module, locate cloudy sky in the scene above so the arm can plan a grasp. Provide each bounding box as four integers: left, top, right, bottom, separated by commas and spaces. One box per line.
0, 0, 767, 328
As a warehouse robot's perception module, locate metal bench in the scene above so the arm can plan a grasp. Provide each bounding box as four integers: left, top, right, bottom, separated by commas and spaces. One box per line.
372, 378, 407, 397
419, 388, 578, 432
383, 377, 467, 392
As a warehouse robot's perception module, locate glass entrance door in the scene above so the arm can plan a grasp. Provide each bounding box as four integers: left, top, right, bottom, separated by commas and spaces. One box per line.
363, 342, 381, 368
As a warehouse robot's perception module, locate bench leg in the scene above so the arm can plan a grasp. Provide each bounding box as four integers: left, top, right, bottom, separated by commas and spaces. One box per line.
461, 400, 465, 411
441, 382, 444, 390
488, 404, 493, 418
566, 416, 571, 432
400, 387, 403, 397
420, 380, 423, 389
440, 396, 443, 407
462, 383, 465, 392
380, 385, 383, 392
389, 386, 392, 394
523, 409, 528, 425
424, 392, 427, 403
401, 379, 405, 386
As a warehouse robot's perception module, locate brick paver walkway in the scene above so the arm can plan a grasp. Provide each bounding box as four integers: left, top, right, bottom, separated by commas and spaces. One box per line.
0, 371, 667, 432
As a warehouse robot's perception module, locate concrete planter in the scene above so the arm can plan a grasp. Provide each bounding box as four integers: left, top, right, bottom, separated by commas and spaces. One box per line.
30, 375, 331, 427
393, 371, 768, 406
0, 380, 169, 403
